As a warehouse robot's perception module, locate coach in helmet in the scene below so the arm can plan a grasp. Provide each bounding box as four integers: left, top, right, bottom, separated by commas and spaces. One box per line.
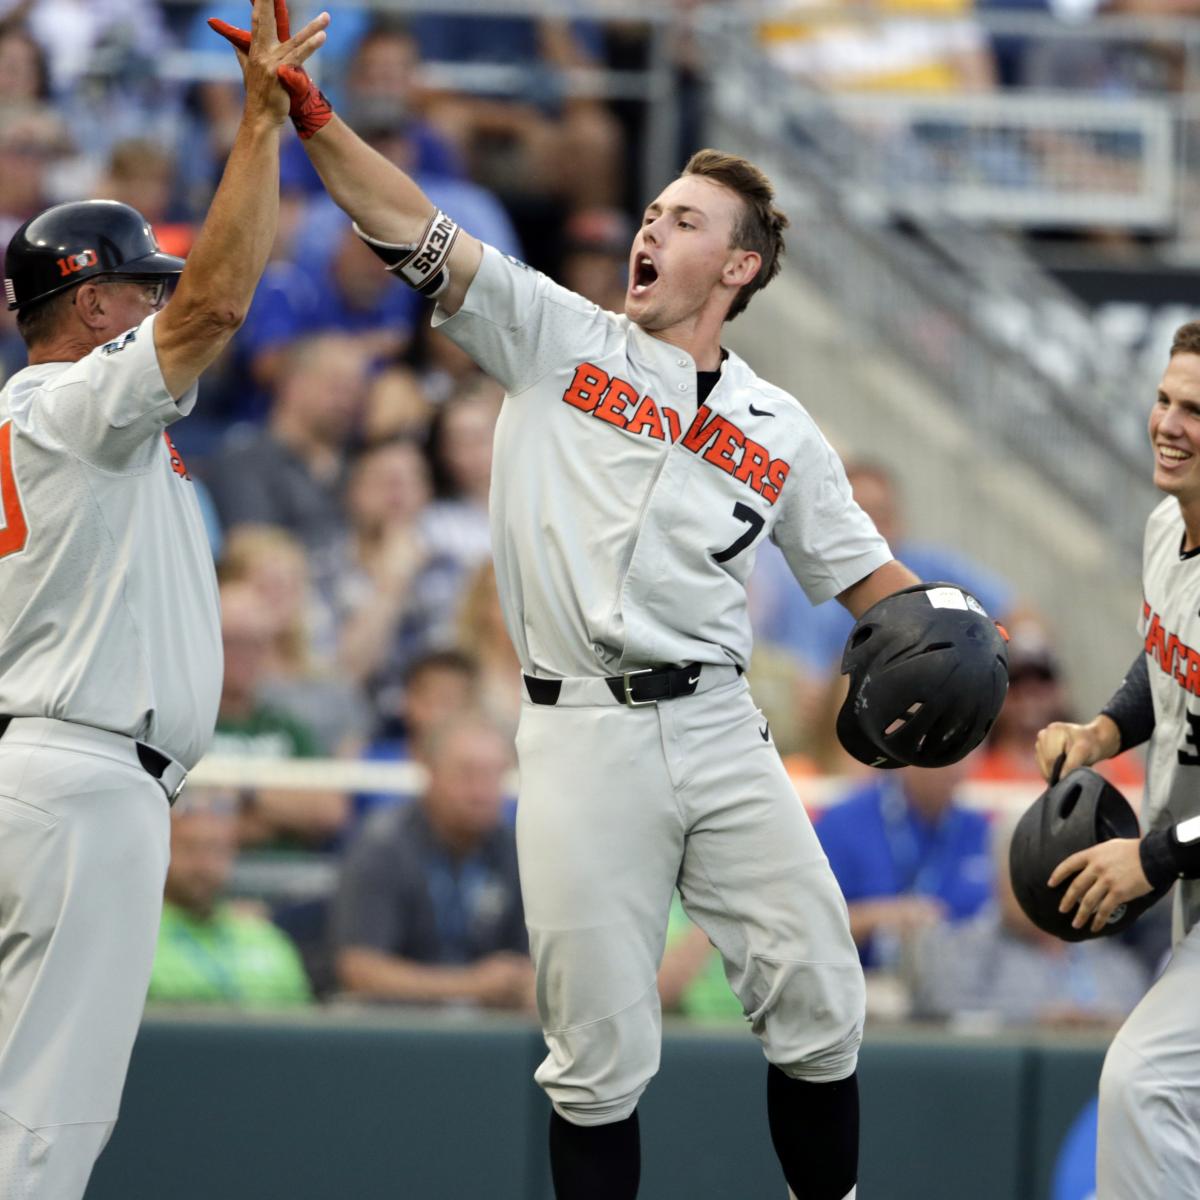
0, 5, 328, 1198
5, 199, 184, 337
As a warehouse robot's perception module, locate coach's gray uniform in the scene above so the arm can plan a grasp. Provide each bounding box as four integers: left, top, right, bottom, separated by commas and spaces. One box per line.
1098, 497, 1200, 1199
0, 312, 220, 1197
435, 246, 890, 1126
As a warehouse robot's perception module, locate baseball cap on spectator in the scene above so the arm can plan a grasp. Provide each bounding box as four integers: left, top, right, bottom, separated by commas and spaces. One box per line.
1005, 624, 1061, 685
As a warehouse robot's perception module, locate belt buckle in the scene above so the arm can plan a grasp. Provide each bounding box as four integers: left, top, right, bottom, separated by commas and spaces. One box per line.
622, 668, 656, 708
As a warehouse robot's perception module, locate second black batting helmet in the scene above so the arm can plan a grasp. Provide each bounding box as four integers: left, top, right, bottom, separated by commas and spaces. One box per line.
4, 200, 184, 312
836, 581, 1009, 769
1008, 767, 1166, 943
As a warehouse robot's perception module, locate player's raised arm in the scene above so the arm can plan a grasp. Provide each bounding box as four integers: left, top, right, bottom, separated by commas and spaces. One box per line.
303, 114, 483, 316
154, 0, 329, 398
210, 1, 483, 317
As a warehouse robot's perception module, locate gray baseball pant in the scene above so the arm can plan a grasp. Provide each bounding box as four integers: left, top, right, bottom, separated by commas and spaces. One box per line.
1097, 901, 1200, 1198
515, 669, 865, 1127
0, 718, 170, 1199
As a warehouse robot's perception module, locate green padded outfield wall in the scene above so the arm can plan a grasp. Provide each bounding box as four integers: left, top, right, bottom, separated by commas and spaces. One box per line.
84, 1014, 1108, 1200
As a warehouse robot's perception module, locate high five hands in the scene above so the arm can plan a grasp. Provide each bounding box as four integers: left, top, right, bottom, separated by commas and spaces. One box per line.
210, 0, 334, 137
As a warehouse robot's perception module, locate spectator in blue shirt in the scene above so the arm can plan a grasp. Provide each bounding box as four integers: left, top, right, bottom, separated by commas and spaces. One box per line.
815, 760, 993, 968
234, 223, 420, 420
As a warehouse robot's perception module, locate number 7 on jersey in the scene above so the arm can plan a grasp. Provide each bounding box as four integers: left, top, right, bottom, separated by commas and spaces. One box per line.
0, 421, 29, 558
713, 501, 765, 564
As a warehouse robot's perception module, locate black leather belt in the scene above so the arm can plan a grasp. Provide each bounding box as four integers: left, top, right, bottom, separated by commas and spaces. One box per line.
524, 664, 705, 708
0, 716, 183, 805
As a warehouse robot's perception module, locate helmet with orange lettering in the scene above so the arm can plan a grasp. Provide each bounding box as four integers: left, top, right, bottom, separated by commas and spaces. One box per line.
4, 200, 183, 313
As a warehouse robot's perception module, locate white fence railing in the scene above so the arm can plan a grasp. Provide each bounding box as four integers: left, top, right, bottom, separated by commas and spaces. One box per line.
188, 754, 1087, 816
790, 90, 1176, 230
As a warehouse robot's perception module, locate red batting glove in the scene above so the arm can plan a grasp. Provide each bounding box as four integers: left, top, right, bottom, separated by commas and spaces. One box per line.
208, 0, 333, 140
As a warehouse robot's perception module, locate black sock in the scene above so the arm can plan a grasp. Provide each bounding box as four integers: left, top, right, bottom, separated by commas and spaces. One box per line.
767, 1065, 858, 1200
549, 1109, 640, 1200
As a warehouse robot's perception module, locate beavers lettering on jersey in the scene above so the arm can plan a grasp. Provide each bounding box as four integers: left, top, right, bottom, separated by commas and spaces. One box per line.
561, 361, 791, 505
1144, 602, 1200, 695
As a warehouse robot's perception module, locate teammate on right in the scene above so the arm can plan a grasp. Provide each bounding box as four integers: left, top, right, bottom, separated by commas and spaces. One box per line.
1034, 321, 1200, 1197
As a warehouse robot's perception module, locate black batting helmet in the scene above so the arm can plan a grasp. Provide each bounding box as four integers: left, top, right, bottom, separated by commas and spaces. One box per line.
4, 200, 184, 312
1008, 767, 1166, 943
836, 581, 1009, 769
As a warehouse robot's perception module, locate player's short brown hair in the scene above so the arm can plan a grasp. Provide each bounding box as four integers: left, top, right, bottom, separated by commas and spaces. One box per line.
682, 149, 789, 322
1170, 321, 1200, 360
15, 289, 72, 347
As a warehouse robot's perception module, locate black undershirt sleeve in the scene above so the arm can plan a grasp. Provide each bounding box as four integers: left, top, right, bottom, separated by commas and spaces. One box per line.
1098, 652, 1200, 886
1099, 652, 1154, 753
1140, 825, 1200, 889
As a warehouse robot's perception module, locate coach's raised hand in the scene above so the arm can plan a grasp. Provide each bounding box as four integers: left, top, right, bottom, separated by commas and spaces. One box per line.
150, 0, 326, 400
210, 0, 333, 138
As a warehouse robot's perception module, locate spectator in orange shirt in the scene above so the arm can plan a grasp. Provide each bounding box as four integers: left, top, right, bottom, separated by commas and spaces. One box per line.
972, 622, 1144, 791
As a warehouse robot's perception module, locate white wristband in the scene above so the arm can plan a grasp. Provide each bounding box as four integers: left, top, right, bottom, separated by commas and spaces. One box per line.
353, 209, 461, 299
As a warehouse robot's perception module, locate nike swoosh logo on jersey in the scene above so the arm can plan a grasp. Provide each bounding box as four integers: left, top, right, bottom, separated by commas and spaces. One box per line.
759, 723, 770, 741
687, 674, 700, 685
748, 404, 773, 418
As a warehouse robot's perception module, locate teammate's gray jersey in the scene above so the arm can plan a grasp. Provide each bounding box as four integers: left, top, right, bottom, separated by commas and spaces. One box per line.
434, 245, 890, 677
1140, 497, 1200, 930
0, 312, 221, 768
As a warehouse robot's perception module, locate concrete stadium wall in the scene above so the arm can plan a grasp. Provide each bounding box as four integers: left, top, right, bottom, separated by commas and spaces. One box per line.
85, 1014, 1106, 1200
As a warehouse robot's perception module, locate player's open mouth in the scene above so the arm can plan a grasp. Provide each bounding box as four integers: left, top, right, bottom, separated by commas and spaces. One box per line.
631, 255, 658, 296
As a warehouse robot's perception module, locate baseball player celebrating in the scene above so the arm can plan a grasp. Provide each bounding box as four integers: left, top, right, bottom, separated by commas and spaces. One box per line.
211, 9, 914, 1197
0, 5, 328, 1195
1032, 322, 1200, 1197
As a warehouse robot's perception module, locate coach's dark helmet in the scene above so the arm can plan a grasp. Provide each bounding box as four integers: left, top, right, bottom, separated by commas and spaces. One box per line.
1009, 768, 1166, 943
836, 581, 1009, 769
4, 200, 184, 312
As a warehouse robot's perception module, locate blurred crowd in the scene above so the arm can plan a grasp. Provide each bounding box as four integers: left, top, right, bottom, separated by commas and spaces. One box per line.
0, 0, 1161, 1035
755, 0, 1200, 252
758, 0, 1200, 97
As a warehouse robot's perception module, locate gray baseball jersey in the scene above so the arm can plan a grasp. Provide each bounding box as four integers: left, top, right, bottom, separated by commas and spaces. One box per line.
0, 312, 221, 768
1093, 494, 1200, 1199
1139, 496, 1200, 932
433, 245, 891, 678
435, 244, 886, 1137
